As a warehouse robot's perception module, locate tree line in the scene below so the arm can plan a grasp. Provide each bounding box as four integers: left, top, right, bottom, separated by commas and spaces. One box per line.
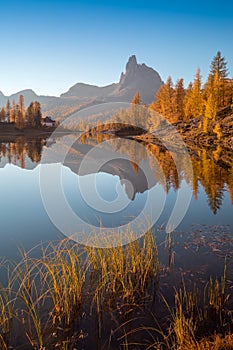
78, 130, 233, 214
150, 51, 233, 132
76, 51, 232, 138
0, 95, 42, 129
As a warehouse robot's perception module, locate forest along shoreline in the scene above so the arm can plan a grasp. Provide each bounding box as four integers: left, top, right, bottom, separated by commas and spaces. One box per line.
0, 123, 73, 143
96, 51, 233, 157
132, 105, 233, 152
89, 103, 233, 162
0, 123, 57, 141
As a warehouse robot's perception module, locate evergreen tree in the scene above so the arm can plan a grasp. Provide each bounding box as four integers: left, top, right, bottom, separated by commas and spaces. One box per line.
25, 101, 42, 128
130, 91, 143, 126
6, 99, 11, 123
131, 91, 141, 105
204, 51, 229, 108
33, 101, 42, 127
9, 100, 16, 123
172, 78, 186, 122
192, 68, 204, 118
210, 51, 228, 79
25, 102, 34, 127
15, 104, 21, 129
150, 76, 174, 122
0, 107, 6, 122
15, 96, 25, 129
203, 93, 217, 133
19, 95, 25, 114
184, 82, 193, 121
184, 69, 204, 119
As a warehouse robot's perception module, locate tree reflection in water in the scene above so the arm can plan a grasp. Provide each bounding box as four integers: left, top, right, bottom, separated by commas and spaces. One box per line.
0, 132, 232, 214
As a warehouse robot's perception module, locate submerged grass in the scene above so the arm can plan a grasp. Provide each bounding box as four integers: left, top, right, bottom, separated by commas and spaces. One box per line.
0, 288, 13, 349
121, 259, 233, 350
87, 231, 159, 302
0, 231, 160, 349
0, 234, 233, 349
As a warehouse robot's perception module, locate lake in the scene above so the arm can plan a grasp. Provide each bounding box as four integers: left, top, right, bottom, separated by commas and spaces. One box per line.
0, 135, 233, 268
0, 133, 233, 348
0, 134, 232, 258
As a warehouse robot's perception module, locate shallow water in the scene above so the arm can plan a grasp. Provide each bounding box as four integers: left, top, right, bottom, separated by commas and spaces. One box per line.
0, 135, 232, 262
0, 134, 233, 349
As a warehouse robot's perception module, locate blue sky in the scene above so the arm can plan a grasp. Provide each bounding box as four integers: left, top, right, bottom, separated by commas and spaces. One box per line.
0, 0, 232, 96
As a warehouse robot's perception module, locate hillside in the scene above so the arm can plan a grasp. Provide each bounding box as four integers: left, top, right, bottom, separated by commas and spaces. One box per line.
0, 56, 163, 120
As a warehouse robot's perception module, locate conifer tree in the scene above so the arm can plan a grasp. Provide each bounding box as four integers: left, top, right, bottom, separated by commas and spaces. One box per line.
19, 95, 24, 113
15, 104, 21, 129
25, 102, 34, 127
15, 95, 25, 129
130, 91, 142, 126
184, 69, 204, 120
150, 76, 174, 122
33, 101, 42, 127
9, 100, 16, 123
210, 51, 228, 79
204, 51, 229, 109
6, 99, 11, 123
184, 82, 193, 121
131, 91, 141, 105
192, 68, 204, 118
203, 93, 217, 133
25, 101, 42, 128
0, 107, 6, 122
172, 78, 185, 122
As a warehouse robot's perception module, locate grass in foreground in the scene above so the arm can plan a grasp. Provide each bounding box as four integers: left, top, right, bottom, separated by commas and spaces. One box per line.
121, 260, 233, 350
0, 234, 233, 349
0, 232, 159, 349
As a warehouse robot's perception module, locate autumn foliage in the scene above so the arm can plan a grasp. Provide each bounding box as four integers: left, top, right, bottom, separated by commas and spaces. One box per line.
0, 95, 42, 129
150, 51, 233, 133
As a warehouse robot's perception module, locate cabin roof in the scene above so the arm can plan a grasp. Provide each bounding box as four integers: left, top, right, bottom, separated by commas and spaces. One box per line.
43, 116, 55, 123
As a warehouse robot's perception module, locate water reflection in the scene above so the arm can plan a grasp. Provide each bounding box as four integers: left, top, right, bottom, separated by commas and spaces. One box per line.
0, 133, 232, 215
0, 137, 45, 168
52, 132, 233, 214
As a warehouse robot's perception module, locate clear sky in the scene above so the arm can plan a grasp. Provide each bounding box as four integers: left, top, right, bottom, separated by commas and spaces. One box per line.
0, 0, 233, 96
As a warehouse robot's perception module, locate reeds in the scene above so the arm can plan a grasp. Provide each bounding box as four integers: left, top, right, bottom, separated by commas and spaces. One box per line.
0, 233, 232, 350
0, 288, 13, 349
0, 231, 160, 349
0, 259, 13, 350
121, 259, 232, 350
88, 231, 159, 302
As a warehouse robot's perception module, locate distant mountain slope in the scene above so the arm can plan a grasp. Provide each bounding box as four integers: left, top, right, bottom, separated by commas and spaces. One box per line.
0, 89, 58, 108
61, 82, 117, 99
0, 56, 163, 119
0, 91, 7, 106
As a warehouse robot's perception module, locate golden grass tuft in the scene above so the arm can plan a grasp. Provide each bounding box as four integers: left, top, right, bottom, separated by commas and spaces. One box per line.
0, 231, 160, 348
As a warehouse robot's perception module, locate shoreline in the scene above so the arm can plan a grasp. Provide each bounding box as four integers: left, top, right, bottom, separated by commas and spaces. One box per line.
0, 124, 74, 142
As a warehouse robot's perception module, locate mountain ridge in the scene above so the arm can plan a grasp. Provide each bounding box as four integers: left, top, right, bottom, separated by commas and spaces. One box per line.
0, 56, 163, 119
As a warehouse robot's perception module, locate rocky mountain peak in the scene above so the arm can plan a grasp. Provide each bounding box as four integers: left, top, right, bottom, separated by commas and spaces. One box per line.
116, 55, 163, 103
0, 56, 164, 116
126, 55, 138, 72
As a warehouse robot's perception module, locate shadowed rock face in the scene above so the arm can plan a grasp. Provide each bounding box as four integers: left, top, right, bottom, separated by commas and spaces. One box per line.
61, 55, 163, 104
111, 55, 163, 103
0, 56, 163, 117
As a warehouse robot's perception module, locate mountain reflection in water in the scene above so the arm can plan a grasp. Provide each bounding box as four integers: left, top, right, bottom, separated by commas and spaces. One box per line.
0, 133, 232, 214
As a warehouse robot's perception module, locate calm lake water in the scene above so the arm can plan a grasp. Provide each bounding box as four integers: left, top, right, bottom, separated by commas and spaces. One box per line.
0, 134, 233, 277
